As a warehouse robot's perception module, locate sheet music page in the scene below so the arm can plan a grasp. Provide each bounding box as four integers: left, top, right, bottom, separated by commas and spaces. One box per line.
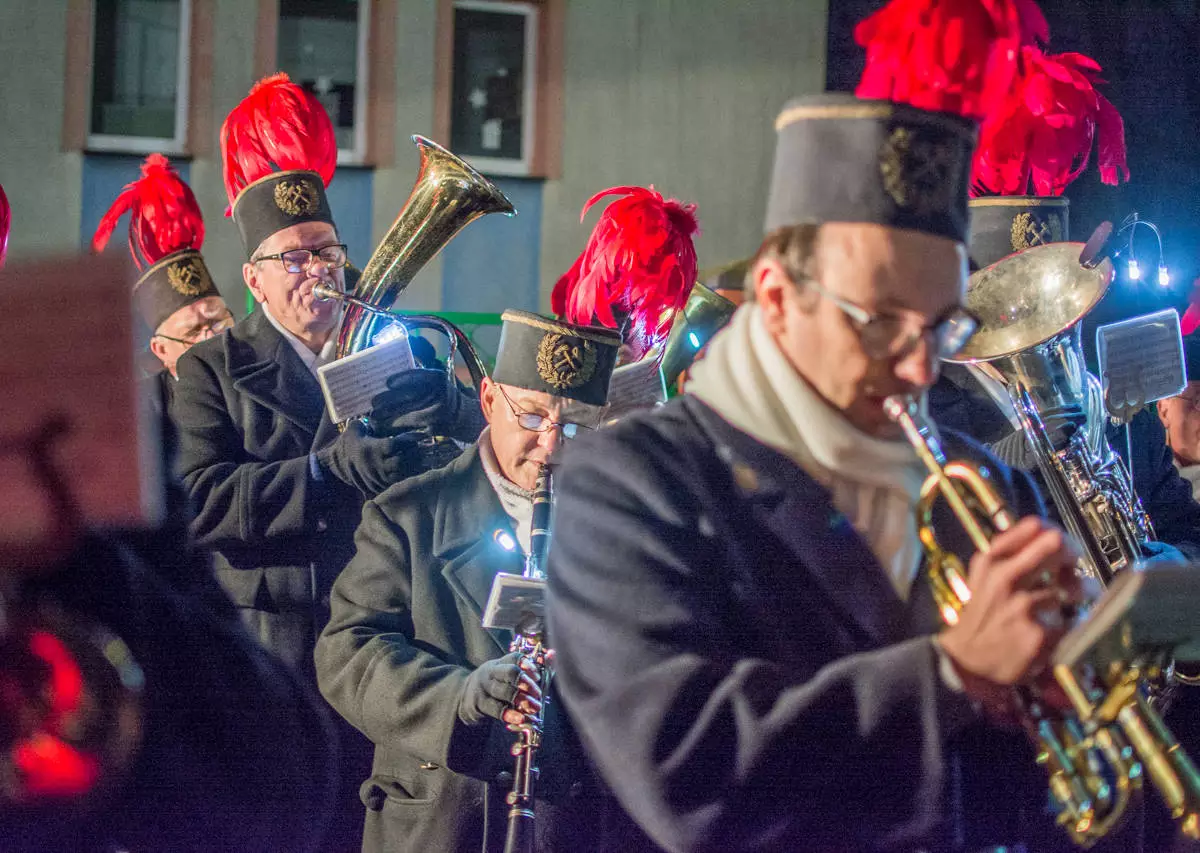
0, 253, 162, 543
317, 333, 416, 423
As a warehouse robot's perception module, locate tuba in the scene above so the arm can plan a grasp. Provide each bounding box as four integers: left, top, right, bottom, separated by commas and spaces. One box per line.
886, 396, 1200, 846
317, 135, 514, 411
944, 242, 1153, 588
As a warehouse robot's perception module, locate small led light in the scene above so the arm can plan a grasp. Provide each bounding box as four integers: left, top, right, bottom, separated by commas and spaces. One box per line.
372, 322, 409, 346
493, 530, 517, 551
688, 331, 701, 349
1159, 264, 1171, 287
1127, 258, 1141, 281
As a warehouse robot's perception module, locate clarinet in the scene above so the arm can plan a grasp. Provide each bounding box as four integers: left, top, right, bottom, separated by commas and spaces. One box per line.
503, 463, 553, 853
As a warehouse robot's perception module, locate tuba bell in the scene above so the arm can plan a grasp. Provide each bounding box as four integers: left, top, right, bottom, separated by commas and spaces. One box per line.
944, 242, 1153, 587
319, 135, 514, 402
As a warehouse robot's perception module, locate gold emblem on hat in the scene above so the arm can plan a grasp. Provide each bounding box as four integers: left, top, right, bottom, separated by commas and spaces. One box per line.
274, 177, 321, 217
536, 333, 597, 390
166, 256, 210, 296
1011, 212, 1065, 251
879, 126, 961, 216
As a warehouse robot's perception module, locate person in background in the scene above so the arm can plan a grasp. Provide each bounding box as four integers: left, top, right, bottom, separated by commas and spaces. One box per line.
1158, 334, 1200, 500
91, 153, 232, 414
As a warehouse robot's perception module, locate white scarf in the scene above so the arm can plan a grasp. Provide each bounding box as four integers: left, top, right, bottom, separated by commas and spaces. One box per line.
262, 303, 339, 378
478, 427, 535, 554
687, 304, 927, 600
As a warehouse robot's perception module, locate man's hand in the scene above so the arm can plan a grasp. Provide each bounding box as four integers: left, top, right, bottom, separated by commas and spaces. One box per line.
458, 652, 544, 727
367, 368, 484, 443
313, 421, 422, 497
938, 516, 1082, 718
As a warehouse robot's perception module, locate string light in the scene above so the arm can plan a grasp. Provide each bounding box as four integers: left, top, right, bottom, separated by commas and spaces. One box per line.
1114, 212, 1167, 287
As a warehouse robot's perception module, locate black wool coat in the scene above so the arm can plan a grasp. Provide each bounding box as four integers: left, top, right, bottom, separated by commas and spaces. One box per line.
545, 396, 1060, 853
315, 444, 637, 853
171, 308, 365, 677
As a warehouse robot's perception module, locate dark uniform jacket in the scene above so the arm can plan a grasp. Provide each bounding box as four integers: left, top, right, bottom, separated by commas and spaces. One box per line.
171, 308, 364, 676
315, 444, 634, 853
929, 366, 1200, 558
171, 308, 372, 851
545, 396, 1055, 853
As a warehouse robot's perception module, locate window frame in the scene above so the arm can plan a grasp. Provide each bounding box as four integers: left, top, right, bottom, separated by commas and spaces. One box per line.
449, 0, 539, 178
85, 0, 193, 155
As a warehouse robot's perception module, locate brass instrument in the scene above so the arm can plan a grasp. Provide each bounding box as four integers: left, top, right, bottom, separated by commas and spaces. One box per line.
317, 135, 513, 435
501, 463, 554, 853
945, 243, 1153, 587
335, 135, 514, 365
659, 282, 737, 392
887, 395, 1200, 845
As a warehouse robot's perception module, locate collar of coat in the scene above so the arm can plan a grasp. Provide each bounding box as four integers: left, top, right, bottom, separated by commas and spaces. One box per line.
415, 445, 526, 652
218, 308, 331, 439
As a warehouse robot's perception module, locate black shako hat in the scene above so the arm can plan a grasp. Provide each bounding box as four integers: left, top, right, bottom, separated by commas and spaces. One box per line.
967, 196, 1069, 271
135, 249, 220, 330
764, 93, 978, 244
231, 169, 335, 258
492, 310, 621, 407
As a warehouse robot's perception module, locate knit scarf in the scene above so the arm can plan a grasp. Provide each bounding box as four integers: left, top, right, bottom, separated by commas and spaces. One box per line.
687, 304, 927, 600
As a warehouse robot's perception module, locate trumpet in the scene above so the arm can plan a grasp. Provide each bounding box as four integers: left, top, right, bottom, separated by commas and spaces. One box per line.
885, 395, 1200, 846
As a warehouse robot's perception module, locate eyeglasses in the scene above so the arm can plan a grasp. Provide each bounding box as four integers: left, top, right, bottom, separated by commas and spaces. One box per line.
154, 312, 236, 346
801, 277, 978, 360
496, 384, 593, 439
253, 243, 349, 275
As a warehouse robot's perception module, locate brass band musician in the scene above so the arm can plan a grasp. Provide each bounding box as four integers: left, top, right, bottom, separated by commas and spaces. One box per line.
316, 311, 628, 852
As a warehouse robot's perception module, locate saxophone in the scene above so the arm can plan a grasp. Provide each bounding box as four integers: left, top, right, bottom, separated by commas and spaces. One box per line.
501, 463, 554, 853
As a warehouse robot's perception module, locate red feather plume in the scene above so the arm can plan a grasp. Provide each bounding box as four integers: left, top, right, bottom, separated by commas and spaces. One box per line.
0, 182, 10, 269
855, 0, 1048, 121
91, 153, 205, 271
551, 186, 700, 362
219, 72, 337, 215
971, 45, 1129, 196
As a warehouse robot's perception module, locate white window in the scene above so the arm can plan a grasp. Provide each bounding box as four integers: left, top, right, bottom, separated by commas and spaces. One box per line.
450, 0, 538, 177
88, 0, 191, 154
277, 0, 371, 165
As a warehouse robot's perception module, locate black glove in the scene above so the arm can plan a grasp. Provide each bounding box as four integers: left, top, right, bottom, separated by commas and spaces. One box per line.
367, 368, 484, 443
458, 652, 530, 726
314, 420, 422, 497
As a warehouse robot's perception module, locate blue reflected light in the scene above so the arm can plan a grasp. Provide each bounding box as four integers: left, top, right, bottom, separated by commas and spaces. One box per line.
373, 322, 409, 346
688, 331, 701, 349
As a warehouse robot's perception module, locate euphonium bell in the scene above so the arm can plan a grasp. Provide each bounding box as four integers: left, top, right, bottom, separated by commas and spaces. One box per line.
335, 135, 515, 362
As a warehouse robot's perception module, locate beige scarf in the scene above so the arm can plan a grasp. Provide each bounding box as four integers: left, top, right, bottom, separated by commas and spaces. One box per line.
687, 304, 927, 600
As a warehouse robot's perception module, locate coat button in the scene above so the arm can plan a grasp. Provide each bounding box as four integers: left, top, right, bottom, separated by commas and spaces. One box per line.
495, 771, 513, 786
316, 518, 328, 532
419, 761, 439, 770
568, 781, 583, 799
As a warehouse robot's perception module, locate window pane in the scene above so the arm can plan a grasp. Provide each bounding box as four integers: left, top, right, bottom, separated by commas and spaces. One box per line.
277, 0, 361, 152
450, 7, 528, 162
91, 0, 182, 139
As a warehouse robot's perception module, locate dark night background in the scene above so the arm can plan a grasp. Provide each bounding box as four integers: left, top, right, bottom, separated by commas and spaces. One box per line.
826, 0, 1200, 362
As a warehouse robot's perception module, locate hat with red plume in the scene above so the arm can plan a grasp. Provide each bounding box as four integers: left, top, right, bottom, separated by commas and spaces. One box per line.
220, 72, 337, 256
766, 0, 1047, 245
0, 182, 10, 269
968, 42, 1128, 269
551, 186, 699, 362
92, 153, 220, 330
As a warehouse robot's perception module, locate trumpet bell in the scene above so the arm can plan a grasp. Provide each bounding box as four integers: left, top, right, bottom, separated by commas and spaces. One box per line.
947, 242, 1114, 364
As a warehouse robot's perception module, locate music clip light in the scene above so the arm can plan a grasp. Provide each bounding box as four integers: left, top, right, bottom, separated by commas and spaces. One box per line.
1159, 265, 1171, 287
1128, 258, 1142, 281
493, 529, 517, 552
372, 322, 409, 346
